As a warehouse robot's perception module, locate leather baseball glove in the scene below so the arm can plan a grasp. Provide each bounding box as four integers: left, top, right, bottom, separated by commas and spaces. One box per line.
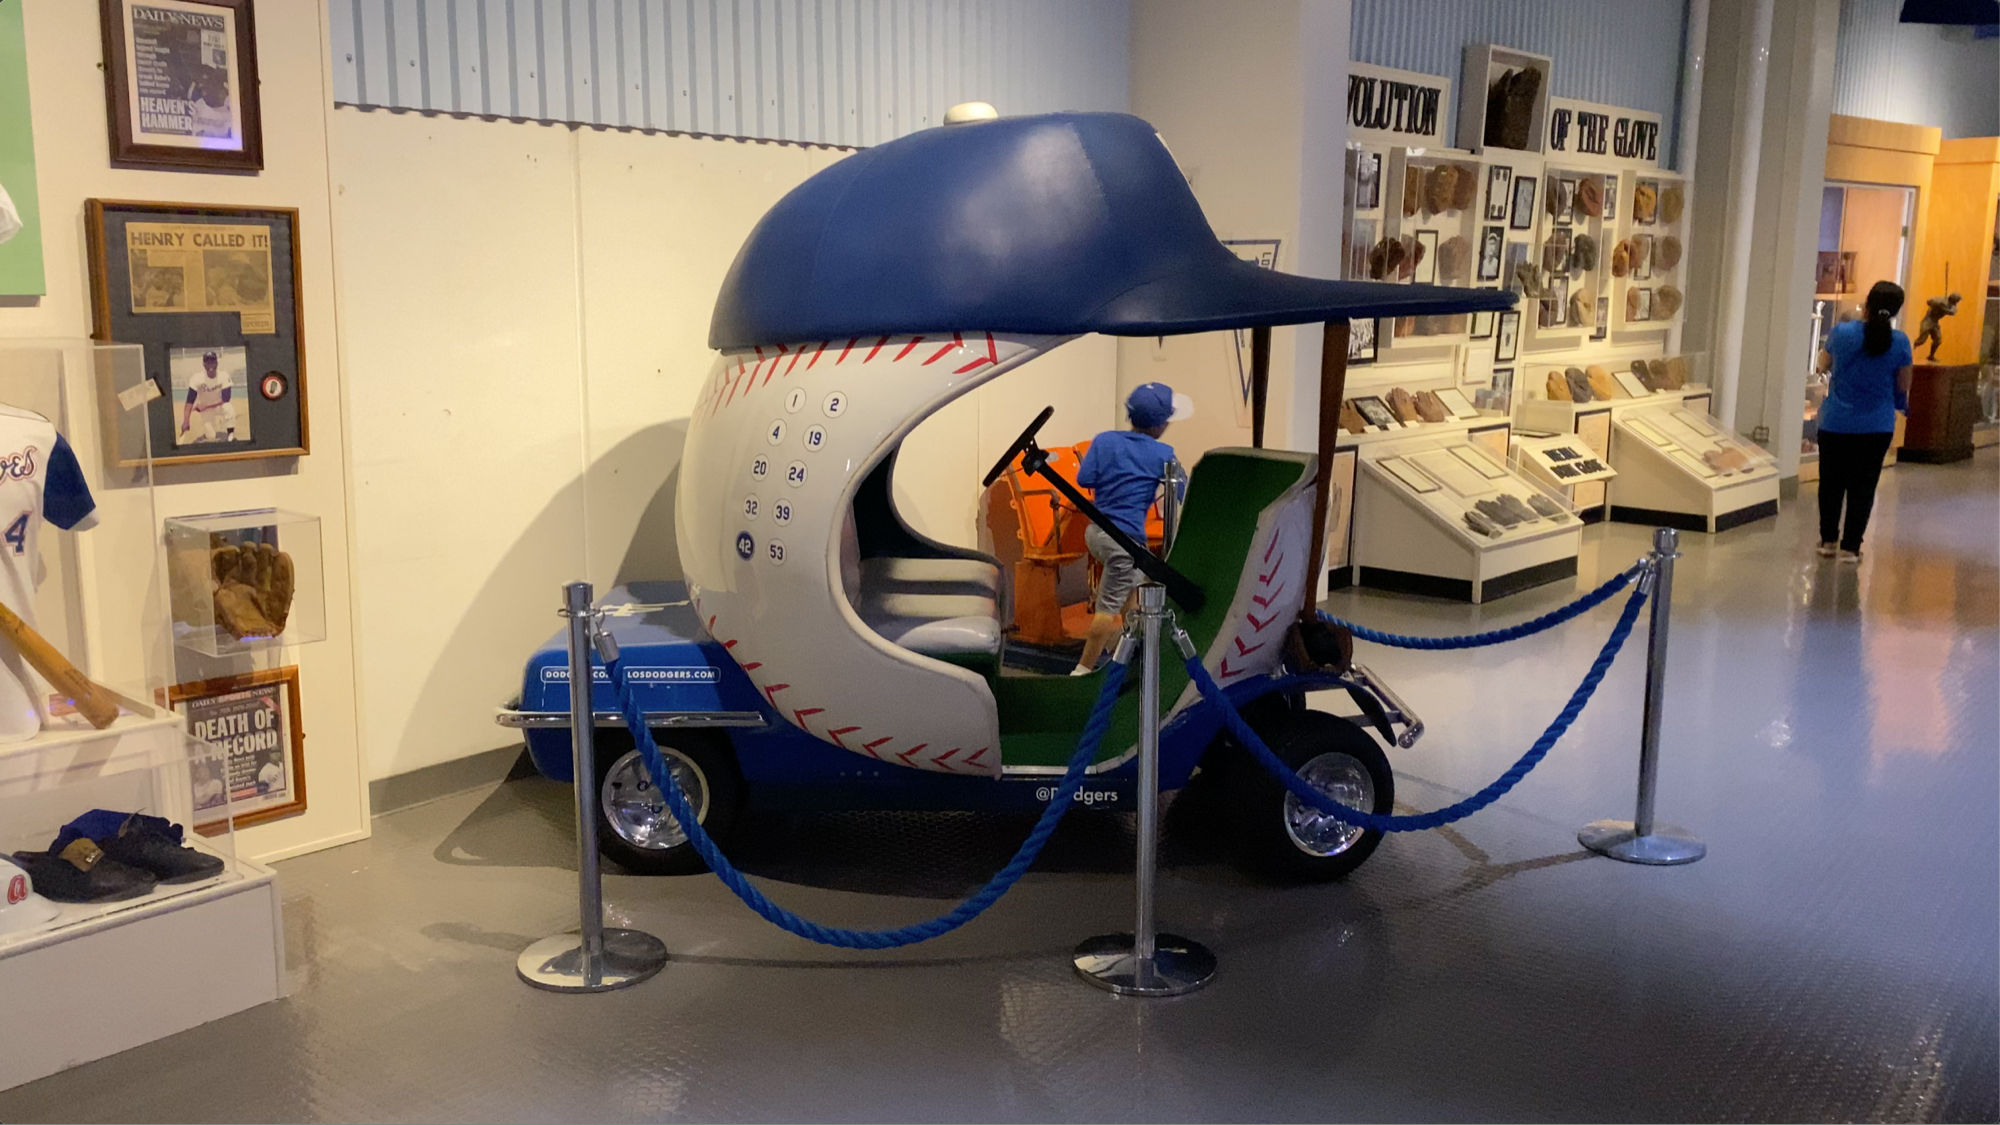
212, 541, 296, 640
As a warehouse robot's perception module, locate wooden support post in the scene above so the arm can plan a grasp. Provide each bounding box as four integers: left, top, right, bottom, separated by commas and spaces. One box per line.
1302, 319, 1350, 608
1249, 325, 1272, 448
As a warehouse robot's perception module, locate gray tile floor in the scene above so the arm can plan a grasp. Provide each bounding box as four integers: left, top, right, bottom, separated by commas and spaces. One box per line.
4, 455, 1995, 1123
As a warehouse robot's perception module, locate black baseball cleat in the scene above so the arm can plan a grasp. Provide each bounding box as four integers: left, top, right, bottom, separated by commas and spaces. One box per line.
95, 813, 225, 885
11, 840, 156, 903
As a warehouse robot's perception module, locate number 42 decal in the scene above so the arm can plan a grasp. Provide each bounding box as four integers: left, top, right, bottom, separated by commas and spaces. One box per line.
3, 512, 26, 555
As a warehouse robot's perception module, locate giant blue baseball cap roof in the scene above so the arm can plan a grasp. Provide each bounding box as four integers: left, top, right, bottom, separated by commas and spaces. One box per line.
710, 111, 1514, 351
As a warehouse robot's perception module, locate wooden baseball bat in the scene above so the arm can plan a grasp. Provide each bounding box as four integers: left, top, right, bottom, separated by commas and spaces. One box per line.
0, 600, 121, 729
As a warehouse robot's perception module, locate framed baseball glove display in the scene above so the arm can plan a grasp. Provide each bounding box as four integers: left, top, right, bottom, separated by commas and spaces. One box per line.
164, 507, 324, 656
86, 199, 306, 468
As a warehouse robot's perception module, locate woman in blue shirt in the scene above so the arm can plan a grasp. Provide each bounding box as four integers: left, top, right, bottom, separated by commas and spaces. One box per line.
1814, 281, 1913, 562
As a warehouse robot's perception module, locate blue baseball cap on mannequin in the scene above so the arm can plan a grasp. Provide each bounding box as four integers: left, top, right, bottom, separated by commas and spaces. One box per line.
1127, 382, 1194, 429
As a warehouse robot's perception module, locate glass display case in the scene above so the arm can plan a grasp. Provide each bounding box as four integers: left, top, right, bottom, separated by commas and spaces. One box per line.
1523, 165, 1614, 348
1349, 433, 1583, 604
165, 508, 325, 657
1367, 438, 1578, 541
1611, 169, 1689, 337
1607, 401, 1781, 533
0, 340, 243, 956
1342, 145, 1510, 355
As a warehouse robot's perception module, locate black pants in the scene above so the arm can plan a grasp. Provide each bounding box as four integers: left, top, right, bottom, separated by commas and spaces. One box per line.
1816, 430, 1894, 551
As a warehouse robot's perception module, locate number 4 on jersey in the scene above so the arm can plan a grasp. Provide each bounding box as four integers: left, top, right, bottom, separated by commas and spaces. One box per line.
3, 513, 26, 556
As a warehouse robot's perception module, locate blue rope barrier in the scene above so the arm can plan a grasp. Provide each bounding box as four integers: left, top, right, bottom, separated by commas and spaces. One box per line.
1189, 580, 1649, 833
606, 656, 1128, 949
1320, 562, 1644, 650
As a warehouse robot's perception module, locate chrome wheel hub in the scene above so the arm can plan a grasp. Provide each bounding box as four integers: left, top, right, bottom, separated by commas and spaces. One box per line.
1282, 751, 1374, 856
601, 748, 706, 850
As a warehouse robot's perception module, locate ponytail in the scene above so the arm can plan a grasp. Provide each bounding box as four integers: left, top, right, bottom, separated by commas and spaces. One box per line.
1862, 280, 1904, 357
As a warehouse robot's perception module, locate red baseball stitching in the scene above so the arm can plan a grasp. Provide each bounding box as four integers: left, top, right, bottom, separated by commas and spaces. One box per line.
695, 599, 993, 775
893, 337, 924, 362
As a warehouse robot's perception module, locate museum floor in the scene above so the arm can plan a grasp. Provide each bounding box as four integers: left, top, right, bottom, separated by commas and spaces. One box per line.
2, 454, 1995, 1124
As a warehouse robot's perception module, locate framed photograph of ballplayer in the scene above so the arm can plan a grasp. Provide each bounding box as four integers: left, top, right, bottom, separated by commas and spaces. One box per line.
85, 199, 307, 467
174, 666, 306, 835
1493, 309, 1521, 362
1347, 316, 1378, 365
1509, 175, 1537, 230
99, 0, 262, 172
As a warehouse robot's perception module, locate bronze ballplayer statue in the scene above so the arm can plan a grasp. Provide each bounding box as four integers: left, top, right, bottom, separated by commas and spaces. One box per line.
1912, 291, 1960, 361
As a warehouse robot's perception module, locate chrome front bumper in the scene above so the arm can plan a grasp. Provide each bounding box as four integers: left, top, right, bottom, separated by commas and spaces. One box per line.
493, 707, 765, 731
1342, 662, 1425, 749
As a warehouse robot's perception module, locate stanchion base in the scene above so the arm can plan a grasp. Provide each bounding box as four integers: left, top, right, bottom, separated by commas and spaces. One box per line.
1072, 933, 1216, 996
1578, 820, 1706, 865
517, 928, 669, 992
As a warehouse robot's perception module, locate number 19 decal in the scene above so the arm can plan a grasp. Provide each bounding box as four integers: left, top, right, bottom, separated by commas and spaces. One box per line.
3, 513, 24, 556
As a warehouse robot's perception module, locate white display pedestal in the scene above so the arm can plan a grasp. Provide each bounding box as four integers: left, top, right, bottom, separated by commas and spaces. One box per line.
0, 858, 283, 1090
0, 713, 287, 1091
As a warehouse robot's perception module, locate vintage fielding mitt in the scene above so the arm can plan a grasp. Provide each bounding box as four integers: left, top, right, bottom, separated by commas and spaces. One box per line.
1452, 162, 1480, 210
1633, 181, 1659, 224
1656, 284, 1684, 318
1387, 387, 1423, 423
211, 541, 296, 640
1661, 183, 1685, 224
1576, 176, 1604, 218
1425, 164, 1458, 215
1339, 401, 1369, 434
1570, 291, 1595, 329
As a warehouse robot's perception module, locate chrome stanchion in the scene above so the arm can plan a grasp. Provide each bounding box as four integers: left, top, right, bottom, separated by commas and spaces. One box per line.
1073, 582, 1216, 996
518, 581, 671, 991
1579, 529, 1707, 865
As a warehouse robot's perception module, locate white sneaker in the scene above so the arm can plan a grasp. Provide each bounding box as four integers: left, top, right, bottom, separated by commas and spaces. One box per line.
1069, 664, 1093, 676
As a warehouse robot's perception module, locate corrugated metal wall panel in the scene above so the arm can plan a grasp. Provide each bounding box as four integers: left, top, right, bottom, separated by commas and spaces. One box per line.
1350, 0, 1689, 143
331, 0, 1129, 144
1832, 0, 2000, 139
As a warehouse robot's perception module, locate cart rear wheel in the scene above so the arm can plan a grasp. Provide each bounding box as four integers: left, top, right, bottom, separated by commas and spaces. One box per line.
1224, 708, 1393, 882
592, 733, 740, 876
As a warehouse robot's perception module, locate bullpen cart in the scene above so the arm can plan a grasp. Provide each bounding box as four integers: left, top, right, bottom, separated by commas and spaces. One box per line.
497, 109, 1512, 883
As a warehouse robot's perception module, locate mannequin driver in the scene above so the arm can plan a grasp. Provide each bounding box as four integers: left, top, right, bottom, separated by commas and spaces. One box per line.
1071, 383, 1192, 675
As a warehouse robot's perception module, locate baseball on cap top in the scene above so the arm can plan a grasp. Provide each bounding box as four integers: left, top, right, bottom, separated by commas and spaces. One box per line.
1126, 382, 1193, 429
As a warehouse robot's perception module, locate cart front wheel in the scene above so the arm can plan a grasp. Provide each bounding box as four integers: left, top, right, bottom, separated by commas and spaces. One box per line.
592, 733, 740, 875
1226, 709, 1393, 882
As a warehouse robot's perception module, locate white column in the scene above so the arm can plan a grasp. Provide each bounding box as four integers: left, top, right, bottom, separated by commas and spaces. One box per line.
1712, 0, 1774, 430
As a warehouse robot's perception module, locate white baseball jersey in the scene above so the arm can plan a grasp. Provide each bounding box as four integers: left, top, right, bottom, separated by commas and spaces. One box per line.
0, 406, 97, 741
186, 365, 232, 411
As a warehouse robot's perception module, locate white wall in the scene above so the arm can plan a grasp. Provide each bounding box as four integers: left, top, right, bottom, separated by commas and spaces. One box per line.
2, 0, 371, 862
332, 109, 1116, 781
1122, 0, 1350, 463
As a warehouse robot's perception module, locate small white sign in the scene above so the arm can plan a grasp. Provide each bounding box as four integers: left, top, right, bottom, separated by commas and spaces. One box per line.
1546, 97, 1663, 168
117, 378, 163, 412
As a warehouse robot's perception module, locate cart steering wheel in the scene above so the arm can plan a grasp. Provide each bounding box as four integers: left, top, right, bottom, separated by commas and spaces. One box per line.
984, 406, 1204, 612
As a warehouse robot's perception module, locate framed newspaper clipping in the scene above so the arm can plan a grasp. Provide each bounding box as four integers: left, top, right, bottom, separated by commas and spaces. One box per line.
99, 0, 263, 172
174, 666, 306, 834
86, 199, 307, 466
